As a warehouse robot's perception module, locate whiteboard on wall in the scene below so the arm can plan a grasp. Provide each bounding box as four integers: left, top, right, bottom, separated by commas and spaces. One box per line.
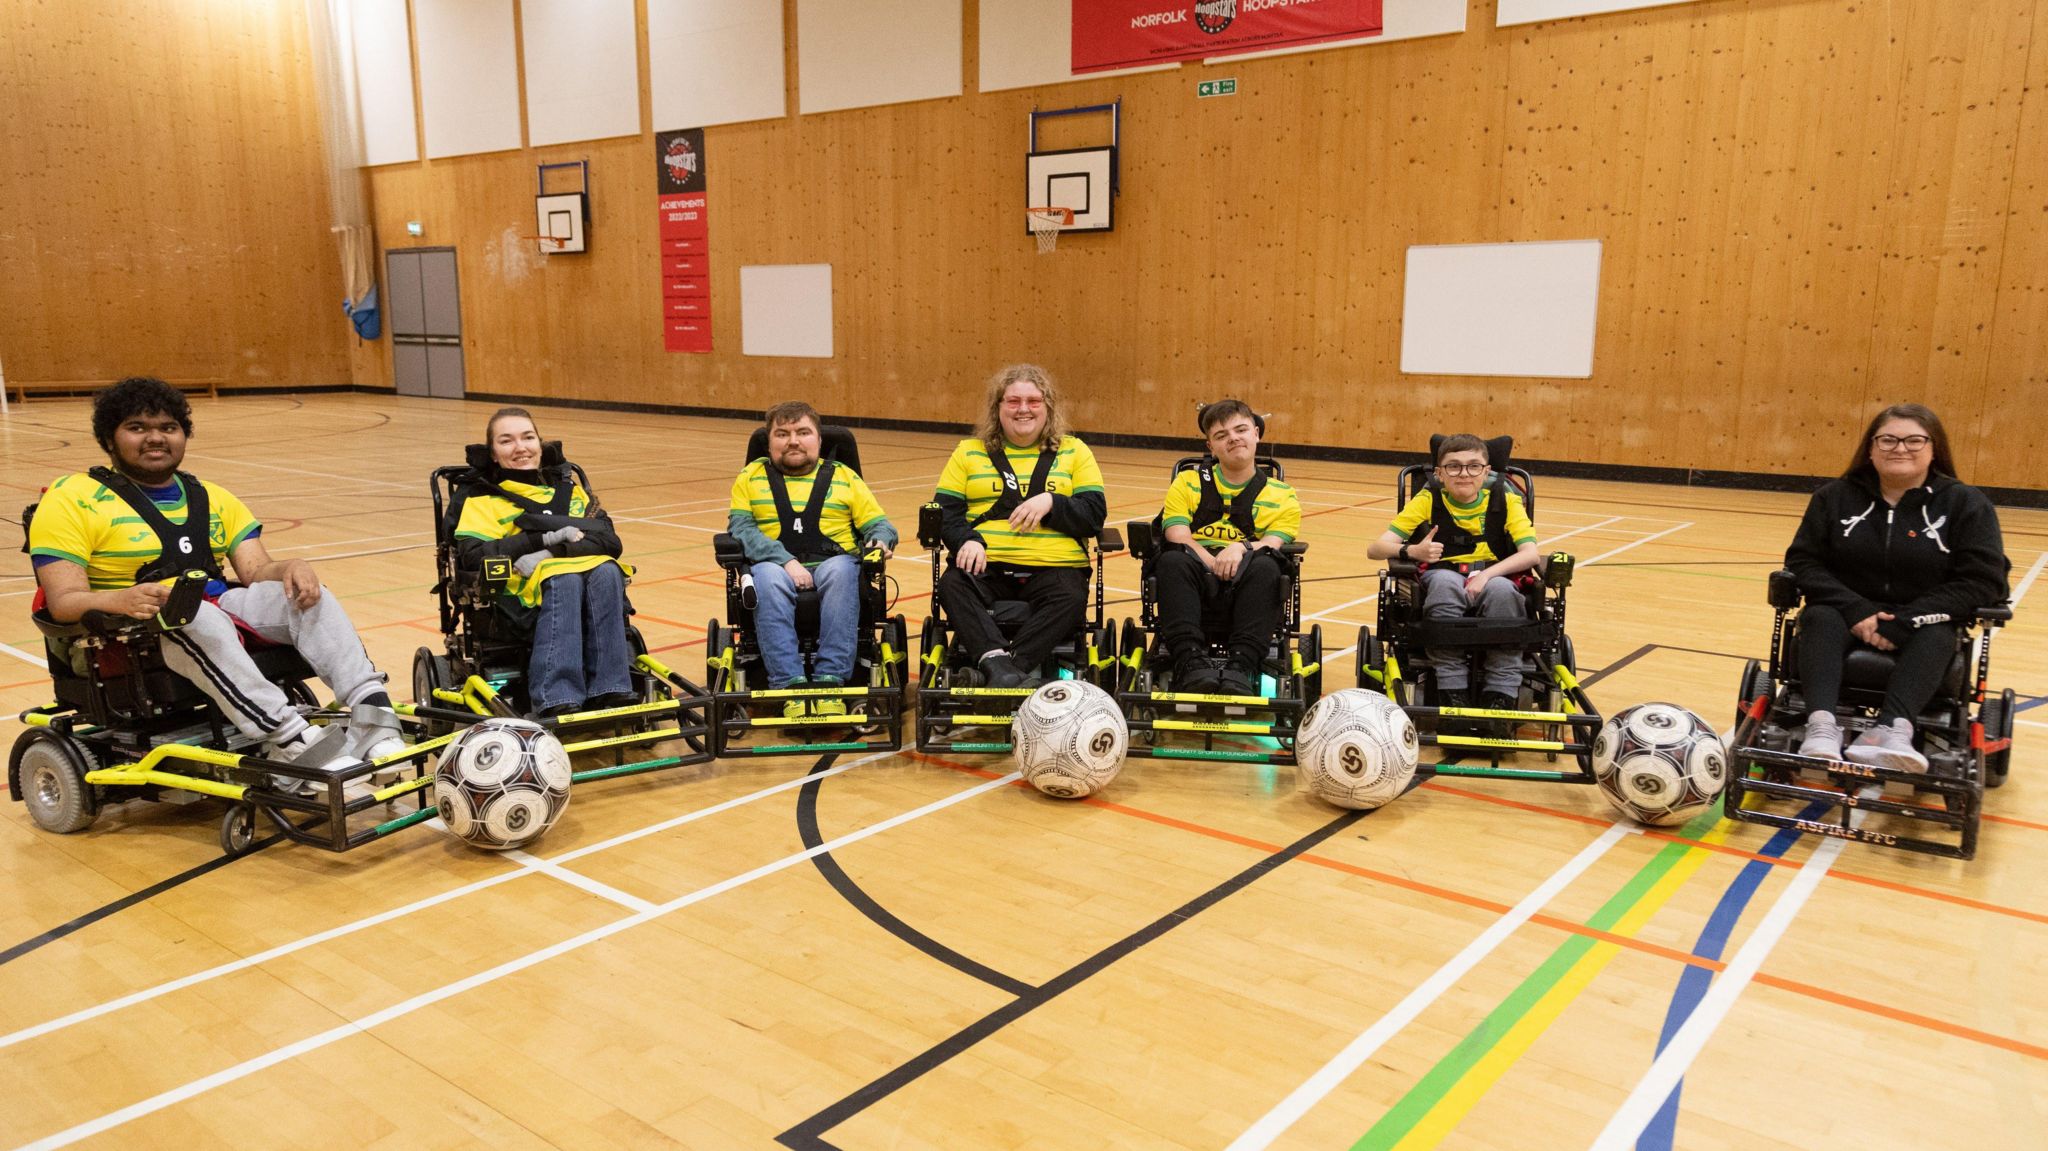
797, 0, 960, 115
1498, 0, 1703, 26
522, 0, 640, 146
352, 0, 417, 166
1208, 0, 1467, 62
649, 0, 786, 129
1401, 240, 1603, 378
742, 264, 834, 358
415, 0, 523, 158
980, 0, 1176, 94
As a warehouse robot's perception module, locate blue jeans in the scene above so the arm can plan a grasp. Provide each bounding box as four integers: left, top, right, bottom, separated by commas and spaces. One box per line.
751, 554, 859, 688
527, 563, 633, 712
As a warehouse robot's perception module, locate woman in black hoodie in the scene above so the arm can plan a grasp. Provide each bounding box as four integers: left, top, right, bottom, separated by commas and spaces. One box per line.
1785, 403, 2008, 772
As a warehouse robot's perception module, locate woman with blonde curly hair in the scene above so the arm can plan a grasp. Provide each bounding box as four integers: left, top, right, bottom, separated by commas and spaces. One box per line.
931, 364, 1107, 687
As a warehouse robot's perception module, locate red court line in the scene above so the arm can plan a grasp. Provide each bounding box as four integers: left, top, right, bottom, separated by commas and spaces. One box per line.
899, 750, 2042, 1059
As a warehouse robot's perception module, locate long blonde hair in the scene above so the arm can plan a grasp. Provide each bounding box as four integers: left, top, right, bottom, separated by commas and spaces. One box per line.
973, 363, 1068, 456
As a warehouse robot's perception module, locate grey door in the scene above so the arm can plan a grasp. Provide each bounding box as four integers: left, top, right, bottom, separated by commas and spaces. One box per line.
386, 248, 463, 399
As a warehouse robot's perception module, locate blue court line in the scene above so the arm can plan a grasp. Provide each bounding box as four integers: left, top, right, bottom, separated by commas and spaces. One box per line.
1635, 803, 1823, 1151
2015, 695, 2044, 713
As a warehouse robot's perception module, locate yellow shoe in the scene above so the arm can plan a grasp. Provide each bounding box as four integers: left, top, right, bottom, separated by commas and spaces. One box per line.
782, 698, 809, 721
813, 695, 848, 719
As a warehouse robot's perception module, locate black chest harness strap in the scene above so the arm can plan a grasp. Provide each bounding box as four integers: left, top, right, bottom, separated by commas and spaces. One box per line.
1189, 465, 1267, 544
765, 461, 844, 562
1407, 475, 1517, 566
472, 468, 576, 517
971, 446, 1058, 529
90, 467, 223, 583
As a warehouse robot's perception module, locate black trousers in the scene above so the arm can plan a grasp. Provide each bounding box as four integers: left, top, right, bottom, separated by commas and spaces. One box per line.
1795, 602, 1957, 724
935, 563, 1090, 672
1154, 546, 1287, 670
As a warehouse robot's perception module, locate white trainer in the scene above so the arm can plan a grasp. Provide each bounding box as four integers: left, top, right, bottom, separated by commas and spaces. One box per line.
1841, 717, 1928, 774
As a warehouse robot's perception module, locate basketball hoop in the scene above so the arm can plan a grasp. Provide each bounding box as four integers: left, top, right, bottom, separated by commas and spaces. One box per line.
1027, 207, 1074, 255
521, 235, 570, 255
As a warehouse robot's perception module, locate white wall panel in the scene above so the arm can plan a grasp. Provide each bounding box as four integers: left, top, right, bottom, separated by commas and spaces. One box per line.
648, 0, 785, 130
415, 0, 523, 158
352, 0, 417, 166
979, 0, 1174, 94
1498, 0, 1704, 26
1401, 241, 1604, 378
797, 0, 960, 115
522, 0, 640, 146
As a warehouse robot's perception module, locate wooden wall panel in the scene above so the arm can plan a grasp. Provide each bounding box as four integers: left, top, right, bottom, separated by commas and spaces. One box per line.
351, 0, 2048, 488
0, 0, 350, 390
1978, 0, 2048, 486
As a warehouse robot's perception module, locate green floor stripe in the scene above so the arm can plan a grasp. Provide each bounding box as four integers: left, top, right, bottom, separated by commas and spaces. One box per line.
1350, 799, 1725, 1150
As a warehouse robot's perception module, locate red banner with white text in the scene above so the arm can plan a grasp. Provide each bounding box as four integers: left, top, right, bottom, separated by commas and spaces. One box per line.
1073, 0, 1382, 74
655, 128, 711, 354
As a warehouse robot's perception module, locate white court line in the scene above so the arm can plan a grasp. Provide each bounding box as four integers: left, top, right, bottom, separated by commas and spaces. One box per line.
2009, 549, 2047, 608
503, 849, 657, 913
0, 753, 884, 1053
1227, 824, 1636, 1151
1585, 835, 1846, 1151
0, 640, 47, 669
1578, 522, 1693, 566
16, 769, 1019, 1151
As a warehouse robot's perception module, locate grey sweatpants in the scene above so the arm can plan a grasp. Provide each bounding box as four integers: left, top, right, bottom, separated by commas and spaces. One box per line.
157, 583, 388, 744
1419, 564, 1527, 696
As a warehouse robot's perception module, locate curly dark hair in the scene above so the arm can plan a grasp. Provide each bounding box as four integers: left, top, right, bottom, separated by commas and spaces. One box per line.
93, 377, 193, 451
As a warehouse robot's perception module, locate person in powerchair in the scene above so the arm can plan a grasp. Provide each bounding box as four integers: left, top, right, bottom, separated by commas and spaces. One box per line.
450, 406, 637, 718
1366, 433, 1543, 731
1785, 403, 2008, 773
27, 377, 407, 772
932, 364, 1107, 689
725, 401, 898, 722
1153, 399, 1301, 696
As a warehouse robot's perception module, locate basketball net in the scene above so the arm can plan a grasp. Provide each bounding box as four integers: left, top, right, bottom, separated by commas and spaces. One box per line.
1027, 207, 1073, 255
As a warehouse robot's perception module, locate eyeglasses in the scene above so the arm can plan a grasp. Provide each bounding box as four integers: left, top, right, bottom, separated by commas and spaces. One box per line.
1873, 434, 1931, 452
1002, 398, 1044, 409
1437, 462, 1487, 476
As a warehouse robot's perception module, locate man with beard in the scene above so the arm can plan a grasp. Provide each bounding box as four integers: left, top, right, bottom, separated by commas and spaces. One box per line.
726, 401, 898, 720
28, 377, 407, 768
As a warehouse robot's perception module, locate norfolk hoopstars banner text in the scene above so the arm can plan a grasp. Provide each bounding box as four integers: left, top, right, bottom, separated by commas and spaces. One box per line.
1073, 0, 1382, 74
656, 128, 710, 354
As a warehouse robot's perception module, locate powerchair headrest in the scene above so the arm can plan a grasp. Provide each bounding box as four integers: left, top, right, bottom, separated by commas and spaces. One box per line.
461, 440, 567, 475
744, 423, 863, 474
1195, 400, 1266, 438
1428, 434, 1514, 471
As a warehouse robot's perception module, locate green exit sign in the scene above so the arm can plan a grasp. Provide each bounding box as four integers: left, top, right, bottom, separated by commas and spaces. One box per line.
1197, 78, 1238, 98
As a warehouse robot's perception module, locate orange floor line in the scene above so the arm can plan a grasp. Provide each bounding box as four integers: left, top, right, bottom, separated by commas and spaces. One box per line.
1424, 780, 2048, 927
1753, 974, 2048, 1061
899, 749, 2041, 1059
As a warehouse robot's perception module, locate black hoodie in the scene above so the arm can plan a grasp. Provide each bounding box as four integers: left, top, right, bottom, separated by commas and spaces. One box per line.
1784, 471, 2008, 631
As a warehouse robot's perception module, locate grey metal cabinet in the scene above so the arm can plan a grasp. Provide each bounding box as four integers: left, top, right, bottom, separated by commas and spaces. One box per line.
386, 248, 464, 399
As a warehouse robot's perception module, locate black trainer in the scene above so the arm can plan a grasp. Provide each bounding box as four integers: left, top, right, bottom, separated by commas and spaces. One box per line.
1218, 662, 1260, 698
1175, 655, 1224, 693
1479, 691, 1519, 740
982, 653, 1028, 689
1435, 687, 1471, 735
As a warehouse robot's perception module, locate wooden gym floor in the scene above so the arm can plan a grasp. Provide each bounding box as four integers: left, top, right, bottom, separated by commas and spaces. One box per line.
0, 393, 2042, 1150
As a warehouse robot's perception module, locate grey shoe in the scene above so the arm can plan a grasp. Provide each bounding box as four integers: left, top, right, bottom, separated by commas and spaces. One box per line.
1842, 717, 1928, 773
339, 703, 409, 781
267, 724, 351, 795
1797, 711, 1843, 762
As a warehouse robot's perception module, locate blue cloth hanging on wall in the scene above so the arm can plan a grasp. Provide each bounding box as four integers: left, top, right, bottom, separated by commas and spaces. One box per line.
345, 284, 381, 340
